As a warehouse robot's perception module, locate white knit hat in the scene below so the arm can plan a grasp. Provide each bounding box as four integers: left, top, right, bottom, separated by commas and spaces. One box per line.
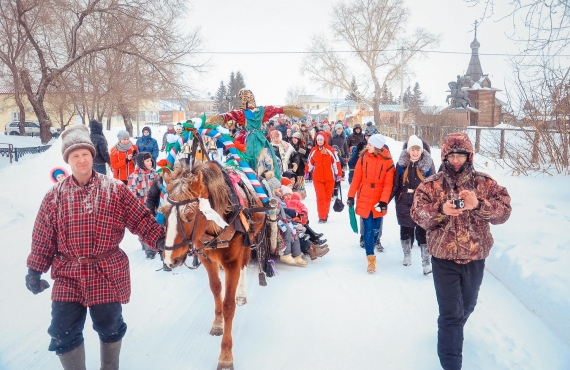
368, 134, 386, 150
407, 135, 423, 152
61, 124, 96, 164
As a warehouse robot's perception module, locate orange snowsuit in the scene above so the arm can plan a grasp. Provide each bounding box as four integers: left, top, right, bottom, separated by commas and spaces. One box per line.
348, 148, 395, 218
307, 142, 342, 221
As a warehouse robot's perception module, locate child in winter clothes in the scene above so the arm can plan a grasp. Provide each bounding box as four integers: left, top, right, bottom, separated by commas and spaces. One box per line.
128, 152, 159, 259
49, 167, 68, 183
347, 134, 395, 273
110, 130, 138, 184
274, 186, 307, 267
391, 135, 435, 275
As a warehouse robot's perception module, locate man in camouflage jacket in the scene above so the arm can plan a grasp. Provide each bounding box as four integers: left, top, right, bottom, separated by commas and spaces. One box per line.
411, 132, 511, 370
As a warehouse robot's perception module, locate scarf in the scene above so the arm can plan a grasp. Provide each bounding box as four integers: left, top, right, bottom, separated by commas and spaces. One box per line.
117, 141, 133, 152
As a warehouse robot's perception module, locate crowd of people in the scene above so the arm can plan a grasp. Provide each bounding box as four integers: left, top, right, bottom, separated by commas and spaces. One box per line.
36, 114, 511, 370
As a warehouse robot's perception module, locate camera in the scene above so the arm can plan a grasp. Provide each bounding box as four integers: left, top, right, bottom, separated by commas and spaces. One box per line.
453, 199, 465, 209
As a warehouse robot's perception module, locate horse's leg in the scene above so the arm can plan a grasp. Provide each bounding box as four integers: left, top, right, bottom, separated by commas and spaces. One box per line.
235, 249, 250, 306
217, 255, 242, 370
202, 254, 224, 336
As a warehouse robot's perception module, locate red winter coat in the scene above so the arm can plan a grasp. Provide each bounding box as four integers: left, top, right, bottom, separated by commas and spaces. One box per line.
110, 144, 138, 181
348, 149, 395, 218
307, 144, 342, 183
285, 192, 308, 217
27, 173, 165, 306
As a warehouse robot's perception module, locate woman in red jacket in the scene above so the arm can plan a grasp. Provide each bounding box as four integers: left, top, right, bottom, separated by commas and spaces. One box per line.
110, 130, 138, 184
347, 134, 395, 273
306, 132, 342, 223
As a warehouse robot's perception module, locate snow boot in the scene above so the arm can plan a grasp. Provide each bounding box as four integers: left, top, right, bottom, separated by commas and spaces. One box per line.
100, 340, 121, 370
294, 255, 308, 266
314, 238, 328, 246
58, 343, 86, 370
401, 238, 412, 266
280, 254, 298, 266
420, 244, 432, 275
375, 239, 384, 252
311, 242, 330, 257
306, 244, 319, 260
366, 255, 376, 273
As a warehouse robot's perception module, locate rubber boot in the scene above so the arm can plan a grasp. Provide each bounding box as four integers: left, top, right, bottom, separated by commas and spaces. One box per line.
420, 244, 432, 275
401, 238, 412, 266
58, 343, 86, 370
100, 340, 121, 370
367, 255, 376, 273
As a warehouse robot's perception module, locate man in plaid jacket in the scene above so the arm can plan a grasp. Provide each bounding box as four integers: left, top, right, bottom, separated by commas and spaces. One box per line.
25, 124, 166, 370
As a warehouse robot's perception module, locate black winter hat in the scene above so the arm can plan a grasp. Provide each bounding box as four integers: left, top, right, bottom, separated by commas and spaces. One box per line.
135, 152, 154, 168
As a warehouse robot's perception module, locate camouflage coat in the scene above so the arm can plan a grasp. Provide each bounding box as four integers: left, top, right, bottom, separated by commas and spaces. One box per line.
410, 164, 511, 263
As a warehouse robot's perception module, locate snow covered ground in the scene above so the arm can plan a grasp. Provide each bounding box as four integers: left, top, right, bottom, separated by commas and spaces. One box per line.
0, 127, 569, 369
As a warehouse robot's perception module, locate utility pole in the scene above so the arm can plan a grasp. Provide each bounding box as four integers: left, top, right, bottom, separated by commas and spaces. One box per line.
399, 46, 404, 141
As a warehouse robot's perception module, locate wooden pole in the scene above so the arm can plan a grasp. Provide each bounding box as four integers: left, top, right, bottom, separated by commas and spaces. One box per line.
499, 129, 505, 159
475, 128, 481, 153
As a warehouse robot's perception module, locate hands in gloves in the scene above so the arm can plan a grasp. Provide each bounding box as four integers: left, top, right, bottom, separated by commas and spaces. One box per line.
25, 269, 50, 295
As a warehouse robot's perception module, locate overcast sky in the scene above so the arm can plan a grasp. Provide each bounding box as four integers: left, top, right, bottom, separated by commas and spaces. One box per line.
185, 0, 522, 107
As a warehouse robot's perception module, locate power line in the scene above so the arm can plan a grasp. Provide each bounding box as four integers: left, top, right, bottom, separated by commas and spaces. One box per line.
193, 49, 570, 57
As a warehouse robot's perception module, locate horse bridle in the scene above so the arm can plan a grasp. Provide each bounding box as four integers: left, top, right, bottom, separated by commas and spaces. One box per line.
164, 196, 213, 269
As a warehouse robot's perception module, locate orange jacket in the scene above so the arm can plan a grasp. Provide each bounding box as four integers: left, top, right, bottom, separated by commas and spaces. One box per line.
348, 149, 395, 218
110, 144, 138, 181
307, 145, 342, 183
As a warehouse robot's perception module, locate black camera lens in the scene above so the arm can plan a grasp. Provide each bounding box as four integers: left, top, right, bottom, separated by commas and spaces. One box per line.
453, 199, 465, 209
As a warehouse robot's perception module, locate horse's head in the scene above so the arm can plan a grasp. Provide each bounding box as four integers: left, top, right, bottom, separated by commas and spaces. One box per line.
161, 168, 208, 269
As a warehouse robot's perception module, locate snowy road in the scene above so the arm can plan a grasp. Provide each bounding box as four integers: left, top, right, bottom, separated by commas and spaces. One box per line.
2, 178, 569, 370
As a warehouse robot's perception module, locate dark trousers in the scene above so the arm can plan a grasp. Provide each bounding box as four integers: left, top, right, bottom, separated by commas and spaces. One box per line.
48, 301, 127, 355
93, 164, 107, 175
400, 225, 427, 245
432, 257, 485, 370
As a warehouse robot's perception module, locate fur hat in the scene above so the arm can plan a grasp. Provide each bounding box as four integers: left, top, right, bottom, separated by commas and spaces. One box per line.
364, 123, 379, 137
335, 123, 344, 130
292, 132, 302, 139
167, 122, 174, 128
117, 130, 130, 140
61, 124, 96, 163
280, 185, 292, 196
407, 135, 423, 153
135, 152, 154, 168
441, 132, 473, 161
368, 134, 386, 150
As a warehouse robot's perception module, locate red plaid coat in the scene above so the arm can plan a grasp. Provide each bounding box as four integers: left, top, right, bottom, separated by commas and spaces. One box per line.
27, 172, 165, 306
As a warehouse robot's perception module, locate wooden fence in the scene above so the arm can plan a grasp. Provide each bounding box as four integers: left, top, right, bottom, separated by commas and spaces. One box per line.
379, 124, 541, 161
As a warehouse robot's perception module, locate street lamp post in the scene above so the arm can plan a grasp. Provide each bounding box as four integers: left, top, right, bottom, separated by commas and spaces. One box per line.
224, 94, 235, 111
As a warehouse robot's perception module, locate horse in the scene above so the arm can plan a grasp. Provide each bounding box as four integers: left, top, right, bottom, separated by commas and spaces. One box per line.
160, 161, 267, 370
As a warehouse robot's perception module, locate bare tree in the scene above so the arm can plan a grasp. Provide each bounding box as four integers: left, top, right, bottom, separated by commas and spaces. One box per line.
13, 0, 203, 144
285, 85, 307, 106
301, 0, 439, 126
466, 0, 570, 55
0, 0, 34, 135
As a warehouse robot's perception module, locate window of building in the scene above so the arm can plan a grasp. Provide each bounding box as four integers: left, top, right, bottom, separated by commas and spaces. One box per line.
140, 111, 147, 122
11, 111, 20, 121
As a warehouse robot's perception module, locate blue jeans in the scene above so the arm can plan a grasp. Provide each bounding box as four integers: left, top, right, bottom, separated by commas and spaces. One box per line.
93, 164, 106, 175
363, 212, 382, 256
